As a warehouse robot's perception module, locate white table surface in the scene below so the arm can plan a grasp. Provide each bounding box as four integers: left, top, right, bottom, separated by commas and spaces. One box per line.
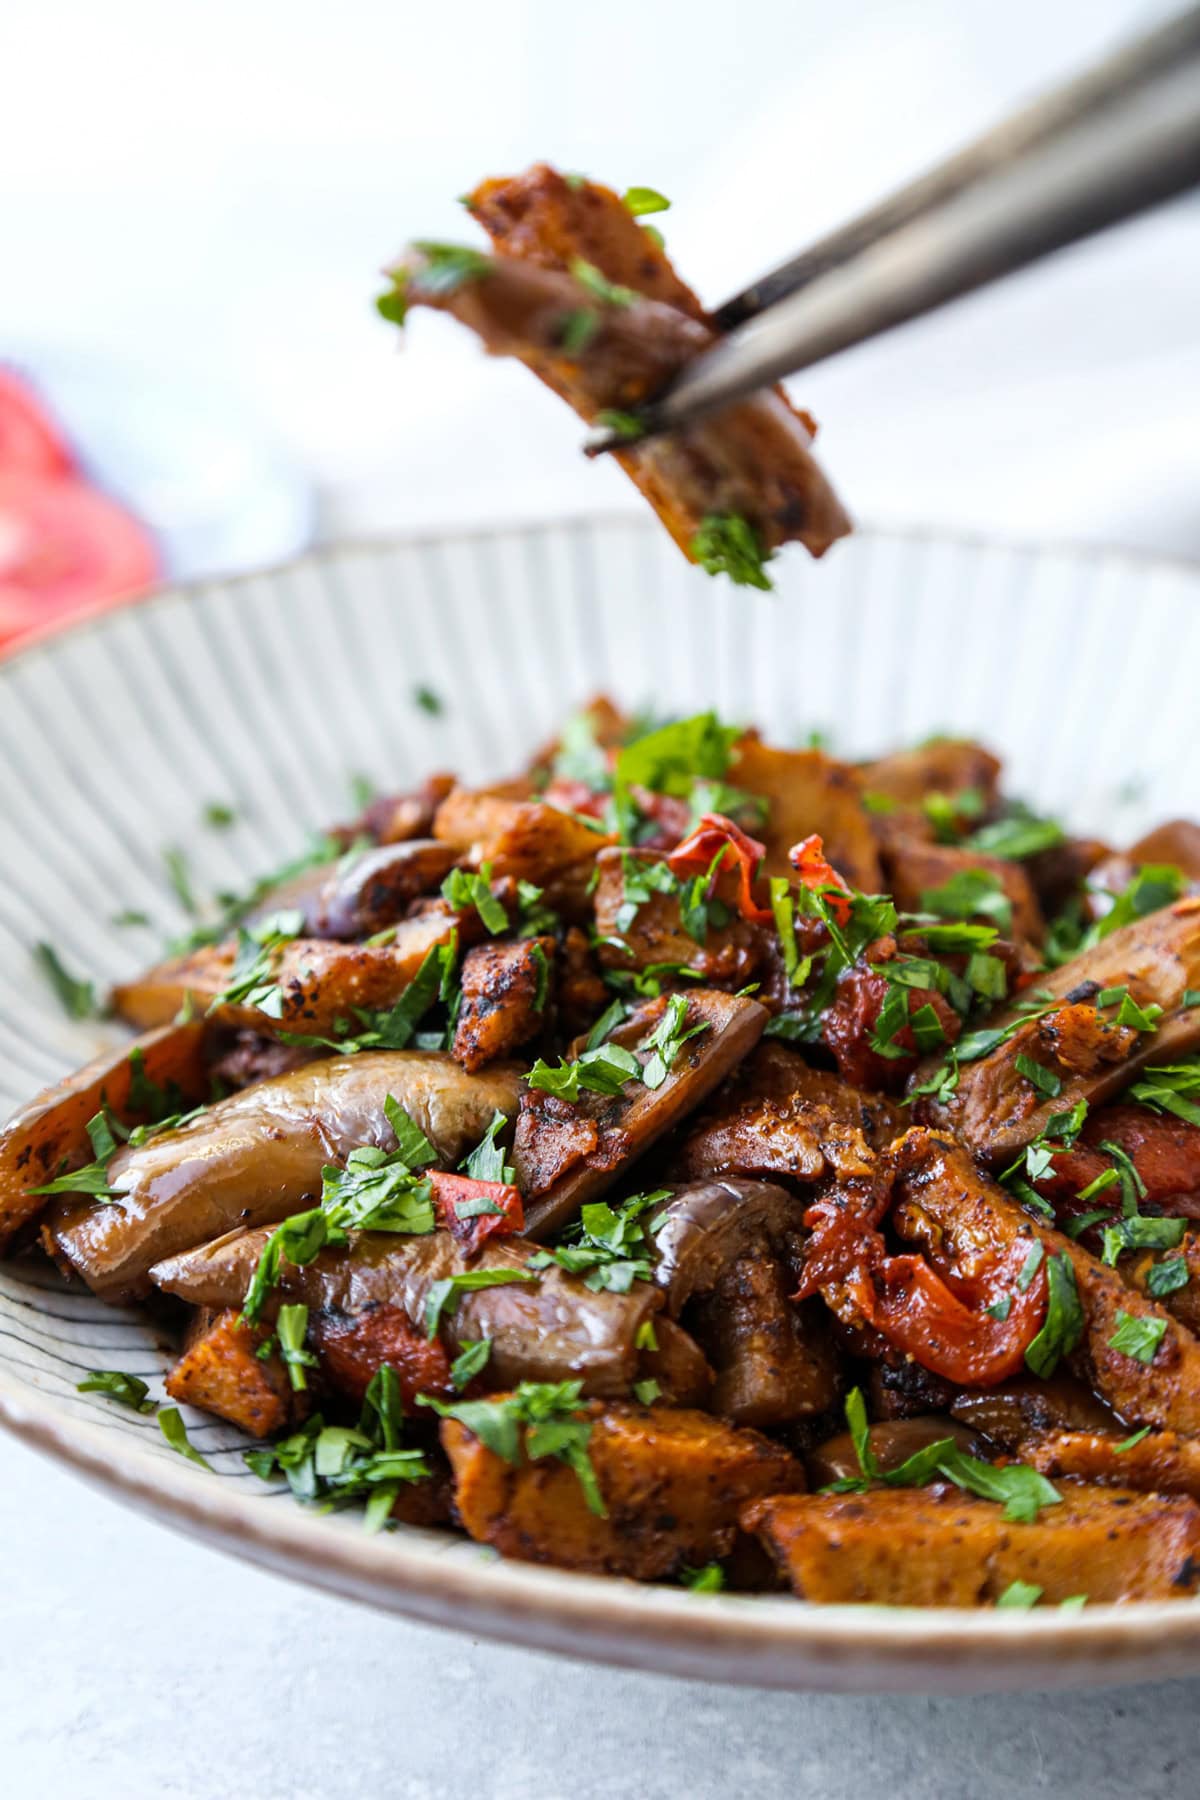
3, 1424, 1198, 1800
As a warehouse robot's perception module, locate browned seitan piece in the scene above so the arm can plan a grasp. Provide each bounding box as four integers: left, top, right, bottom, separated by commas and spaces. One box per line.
743, 1483, 1200, 1605
392, 165, 850, 567
442, 1398, 804, 1576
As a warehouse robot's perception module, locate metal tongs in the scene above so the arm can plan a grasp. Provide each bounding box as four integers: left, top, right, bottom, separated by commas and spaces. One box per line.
584, 6, 1200, 455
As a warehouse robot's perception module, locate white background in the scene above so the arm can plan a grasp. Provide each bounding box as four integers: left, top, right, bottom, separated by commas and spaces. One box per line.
2, 0, 1197, 565
2, 5, 1199, 1795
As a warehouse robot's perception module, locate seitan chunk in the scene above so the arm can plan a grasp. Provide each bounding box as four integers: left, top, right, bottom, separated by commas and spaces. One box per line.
164, 1307, 294, 1439
393, 166, 850, 568
744, 1483, 1200, 1604
882, 839, 1044, 945
442, 1399, 803, 1577
729, 736, 881, 890
452, 936, 555, 1072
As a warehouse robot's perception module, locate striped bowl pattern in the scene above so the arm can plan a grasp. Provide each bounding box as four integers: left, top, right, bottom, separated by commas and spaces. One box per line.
1, 517, 1198, 1693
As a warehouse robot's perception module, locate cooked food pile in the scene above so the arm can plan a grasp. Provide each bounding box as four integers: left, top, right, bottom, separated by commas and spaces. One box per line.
7, 703, 1200, 1609
376, 166, 851, 587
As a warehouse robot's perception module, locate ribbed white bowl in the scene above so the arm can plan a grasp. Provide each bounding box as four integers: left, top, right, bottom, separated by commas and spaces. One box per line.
1, 518, 1198, 1693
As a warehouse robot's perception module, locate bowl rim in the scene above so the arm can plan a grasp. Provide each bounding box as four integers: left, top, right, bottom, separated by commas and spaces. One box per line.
4, 520, 1200, 1693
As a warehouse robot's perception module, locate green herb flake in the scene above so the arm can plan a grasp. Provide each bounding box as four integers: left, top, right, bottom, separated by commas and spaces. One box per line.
158, 1406, 213, 1470
1147, 1256, 1190, 1298
569, 258, 638, 308
34, 942, 101, 1020
413, 684, 443, 716
1024, 1254, 1085, 1378
1014, 1054, 1062, 1099
1115, 1425, 1153, 1453
996, 1580, 1042, 1609
450, 1338, 492, 1391
424, 1267, 539, 1340
276, 1303, 318, 1392
594, 408, 644, 441
690, 513, 775, 591
77, 1370, 155, 1413
421, 1378, 605, 1515
623, 186, 671, 217
1108, 1311, 1168, 1365
203, 802, 236, 829
681, 1562, 725, 1592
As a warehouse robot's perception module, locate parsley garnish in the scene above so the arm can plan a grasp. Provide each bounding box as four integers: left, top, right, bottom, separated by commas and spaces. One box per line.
569, 258, 638, 308
77, 1370, 155, 1413
275, 1303, 318, 1392
690, 513, 774, 590
822, 1388, 1060, 1522
622, 186, 671, 217
681, 1563, 725, 1592
421, 1379, 606, 1516
528, 1189, 670, 1294
449, 1339, 492, 1391
413, 683, 443, 715
442, 863, 508, 934
163, 845, 196, 914
1108, 1311, 1168, 1364
158, 1407, 213, 1471
1115, 1425, 1153, 1453
423, 1267, 539, 1339
917, 870, 1012, 932
1014, 1054, 1062, 1098
527, 1042, 641, 1101
996, 1580, 1042, 1609
203, 801, 236, 829
1130, 1058, 1200, 1128
34, 942, 102, 1019
208, 909, 304, 1017
1147, 1256, 1190, 1298
461, 1110, 516, 1184
964, 808, 1064, 861
639, 993, 709, 1089
594, 408, 644, 441
1024, 1253, 1085, 1378
247, 1367, 431, 1531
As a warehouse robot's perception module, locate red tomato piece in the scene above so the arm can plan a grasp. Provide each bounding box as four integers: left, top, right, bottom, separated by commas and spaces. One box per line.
788, 833, 853, 926
667, 812, 774, 924
428, 1169, 525, 1254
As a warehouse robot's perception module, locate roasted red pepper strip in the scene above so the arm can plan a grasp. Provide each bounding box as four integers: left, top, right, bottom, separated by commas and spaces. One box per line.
311, 1305, 453, 1407
428, 1170, 525, 1254
794, 1187, 1047, 1385
667, 812, 774, 924
788, 833, 853, 927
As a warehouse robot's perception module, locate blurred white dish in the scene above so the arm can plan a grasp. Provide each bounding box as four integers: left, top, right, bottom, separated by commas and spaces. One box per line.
1, 517, 1198, 1693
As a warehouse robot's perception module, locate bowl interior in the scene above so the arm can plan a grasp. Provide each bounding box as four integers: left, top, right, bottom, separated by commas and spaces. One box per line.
1, 517, 1198, 1692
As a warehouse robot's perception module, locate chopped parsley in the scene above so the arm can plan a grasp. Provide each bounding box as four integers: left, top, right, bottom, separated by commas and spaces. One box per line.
1108, 1311, 1168, 1364
622, 186, 671, 217
1147, 1256, 1190, 1298
569, 258, 638, 308
423, 1267, 539, 1339
690, 513, 775, 590
1090, 864, 1185, 941
527, 1041, 641, 1101
34, 942, 102, 1020
681, 1563, 725, 1592
275, 1303, 318, 1392
964, 808, 1064, 861
413, 684, 444, 715
449, 1338, 492, 1391
77, 1370, 155, 1412
996, 1580, 1042, 1609
528, 1189, 670, 1293
247, 1367, 431, 1531
822, 1388, 1060, 1522
30, 1107, 129, 1201
1024, 1253, 1085, 1378
1115, 1424, 1153, 1453
640, 993, 710, 1089
158, 1407, 212, 1471
594, 408, 644, 441
420, 1379, 605, 1516
202, 801, 236, 829
208, 909, 304, 1017
1014, 1054, 1062, 1099
442, 863, 508, 934
1130, 1058, 1200, 1128
163, 845, 196, 914
461, 1110, 516, 1184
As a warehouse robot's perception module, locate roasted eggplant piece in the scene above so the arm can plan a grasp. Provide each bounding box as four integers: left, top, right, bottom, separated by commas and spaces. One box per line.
920, 904, 1200, 1161
46, 1052, 522, 1301
442, 1398, 804, 1577
743, 1483, 1200, 1605
151, 1226, 666, 1399
513, 989, 768, 1239
242, 840, 457, 939
804, 1415, 982, 1487
652, 1178, 838, 1426
0, 1021, 209, 1251
393, 166, 850, 569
